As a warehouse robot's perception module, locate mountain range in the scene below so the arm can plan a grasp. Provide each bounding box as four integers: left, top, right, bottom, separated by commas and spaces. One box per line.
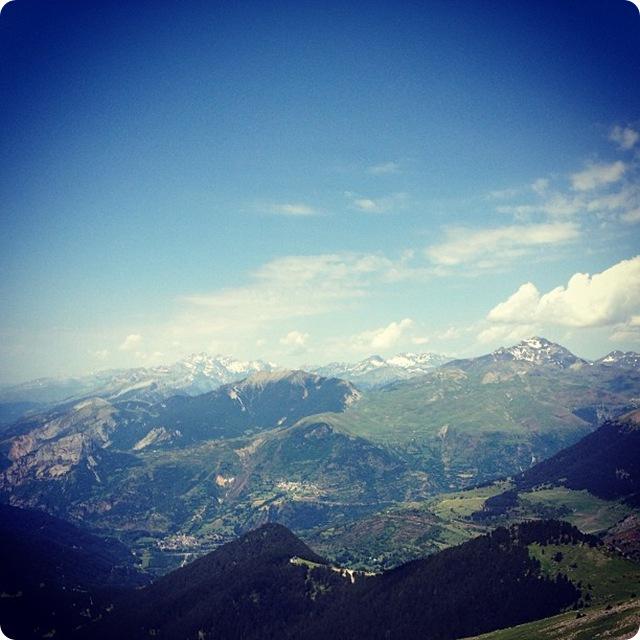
1, 339, 637, 418
311, 351, 452, 388
0, 337, 638, 579
0, 351, 449, 425
1, 338, 640, 638
0, 353, 278, 409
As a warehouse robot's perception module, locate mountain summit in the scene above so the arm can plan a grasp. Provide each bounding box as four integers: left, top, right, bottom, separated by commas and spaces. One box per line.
312, 352, 451, 388
596, 350, 640, 370
491, 336, 585, 368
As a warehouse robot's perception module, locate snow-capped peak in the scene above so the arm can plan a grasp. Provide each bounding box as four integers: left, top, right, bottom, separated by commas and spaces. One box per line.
600, 350, 625, 363
493, 337, 582, 368
179, 353, 275, 376
310, 351, 451, 388
387, 352, 452, 370
597, 350, 640, 369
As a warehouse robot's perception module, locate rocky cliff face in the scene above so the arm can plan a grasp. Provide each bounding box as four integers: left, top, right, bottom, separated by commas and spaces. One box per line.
1, 398, 119, 488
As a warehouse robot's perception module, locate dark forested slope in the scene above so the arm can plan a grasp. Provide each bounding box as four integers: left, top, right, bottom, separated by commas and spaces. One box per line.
78, 520, 583, 640
0, 504, 148, 639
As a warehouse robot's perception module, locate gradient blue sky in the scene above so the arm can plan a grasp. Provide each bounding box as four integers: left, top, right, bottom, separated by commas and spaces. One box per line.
1, 0, 639, 382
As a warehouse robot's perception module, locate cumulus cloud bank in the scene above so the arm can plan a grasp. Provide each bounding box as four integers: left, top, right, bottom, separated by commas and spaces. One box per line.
487, 256, 640, 328
343, 318, 415, 352
369, 318, 414, 350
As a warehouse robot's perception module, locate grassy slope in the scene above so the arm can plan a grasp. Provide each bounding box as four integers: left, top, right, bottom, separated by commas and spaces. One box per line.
528, 543, 640, 604
519, 487, 634, 533
310, 364, 639, 493
463, 539, 640, 640
329, 363, 636, 445
328, 379, 580, 443
303, 482, 639, 571
462, 600, 640, 640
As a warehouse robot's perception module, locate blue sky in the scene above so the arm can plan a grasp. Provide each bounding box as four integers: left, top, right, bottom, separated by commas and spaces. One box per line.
1, 0, 639, 382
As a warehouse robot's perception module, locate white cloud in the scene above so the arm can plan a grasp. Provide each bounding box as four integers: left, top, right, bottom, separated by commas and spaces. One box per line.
584, 188, 637, 214
91, 349, 110, 360
280, 330, 309, 347
531, 178, 550, 195
621, 208, 640, 224
487, 130, 639, 227
320, 318, 420, 360
494, 203, 539, 219
541, 194, 584, 217
570, 161, 626, 191
488, 282, 541, 324
487, 256, 640, 328
496, 182, 640, 223
610, 315, 640, 343
346, 191, 407, 213
357, 318, 414, 351
496, 194, 583, 218
182, 255, 364, 328
425, 222, 580, 268
266, 202, 318, 216
477, 323, 538, 345
353, 198, 379, 211
119, 334, 142, 351
412, 336, 430, 345
438, 326, 461, 340
171, 252, 422, 354
488, 187, 521, 200
609, 125, 639, 151
368, 161, 400, 175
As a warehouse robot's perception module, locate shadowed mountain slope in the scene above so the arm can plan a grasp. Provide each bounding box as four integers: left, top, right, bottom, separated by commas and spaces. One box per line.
79, 520, 582, 640
515, 409, 640, 504
0, 504, 148, 640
